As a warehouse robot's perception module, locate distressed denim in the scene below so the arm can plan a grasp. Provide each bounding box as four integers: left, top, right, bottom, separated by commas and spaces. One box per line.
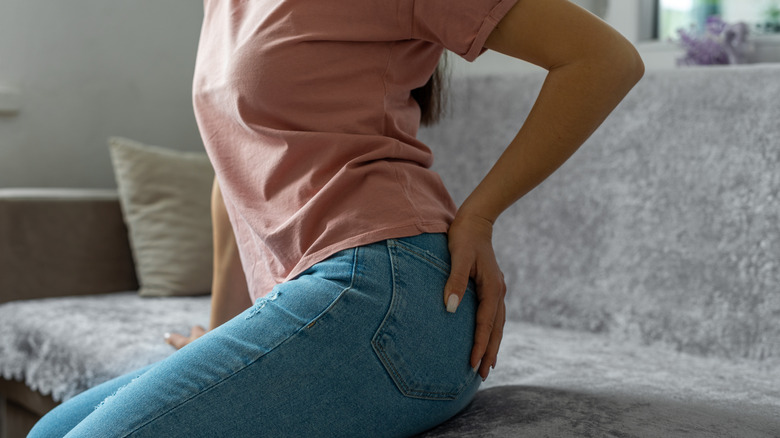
29, 233, 481, 437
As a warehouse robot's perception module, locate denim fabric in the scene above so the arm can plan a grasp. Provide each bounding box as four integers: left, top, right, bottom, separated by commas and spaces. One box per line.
29, 233, 480, 437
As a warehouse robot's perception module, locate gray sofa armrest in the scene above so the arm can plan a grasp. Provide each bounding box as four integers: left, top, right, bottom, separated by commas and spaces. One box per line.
0, 189, 138, 304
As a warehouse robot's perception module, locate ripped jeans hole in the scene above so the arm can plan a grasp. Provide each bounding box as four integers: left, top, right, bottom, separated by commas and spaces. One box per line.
245, 291, 282, 320
95, 375, 141, 411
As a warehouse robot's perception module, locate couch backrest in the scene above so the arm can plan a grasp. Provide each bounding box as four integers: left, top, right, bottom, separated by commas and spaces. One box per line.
421, 65, 780, 360
0, 189, 138, 303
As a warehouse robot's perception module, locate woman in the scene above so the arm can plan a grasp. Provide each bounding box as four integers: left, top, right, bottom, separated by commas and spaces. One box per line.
30, 0, 643, 436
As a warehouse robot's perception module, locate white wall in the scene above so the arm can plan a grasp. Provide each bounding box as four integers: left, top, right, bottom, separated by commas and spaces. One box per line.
0, 1, 204, 188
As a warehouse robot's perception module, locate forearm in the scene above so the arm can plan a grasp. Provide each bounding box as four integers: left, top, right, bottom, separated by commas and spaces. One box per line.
209, 178, 252, 330
459, 60, 641, 223
443, 0, 644, 382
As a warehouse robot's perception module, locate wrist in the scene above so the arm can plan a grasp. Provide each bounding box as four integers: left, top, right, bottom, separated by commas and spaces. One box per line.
450, 210, 496, 242
455, 199, 499, 228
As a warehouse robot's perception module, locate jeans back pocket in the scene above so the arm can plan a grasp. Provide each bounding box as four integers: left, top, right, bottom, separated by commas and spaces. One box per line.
371, 238, 478, 401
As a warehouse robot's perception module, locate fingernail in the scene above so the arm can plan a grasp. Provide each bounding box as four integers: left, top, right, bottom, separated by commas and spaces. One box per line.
472, 365, 479, 373
163, 333, 171, 342
446, 294, 459, 313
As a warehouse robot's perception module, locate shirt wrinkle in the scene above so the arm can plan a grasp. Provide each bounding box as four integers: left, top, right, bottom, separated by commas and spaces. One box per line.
380, 42, 396, 138
193, 0, 519, 301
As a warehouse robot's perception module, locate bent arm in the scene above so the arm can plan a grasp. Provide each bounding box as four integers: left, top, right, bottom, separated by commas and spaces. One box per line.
445, 0, 644, 379
465, 0, 645, 223
210, 178, 252, 330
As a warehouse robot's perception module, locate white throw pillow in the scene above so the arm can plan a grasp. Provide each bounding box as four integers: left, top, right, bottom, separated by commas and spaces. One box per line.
109, 137, 214, 297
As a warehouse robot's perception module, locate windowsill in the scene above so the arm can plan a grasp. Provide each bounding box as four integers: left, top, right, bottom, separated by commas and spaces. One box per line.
636, 34, 780, 69
638, 33, 780, 48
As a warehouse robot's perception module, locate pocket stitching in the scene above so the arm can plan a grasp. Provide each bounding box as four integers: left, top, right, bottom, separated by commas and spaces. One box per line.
370, 241, 472, 400
389, 239, 476, 295
388, 238, 450, 276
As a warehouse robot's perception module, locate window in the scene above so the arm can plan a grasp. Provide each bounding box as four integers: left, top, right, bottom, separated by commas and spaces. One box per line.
657, 0, 780, 40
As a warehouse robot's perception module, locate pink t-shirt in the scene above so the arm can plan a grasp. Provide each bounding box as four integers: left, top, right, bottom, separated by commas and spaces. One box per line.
193, 0, 518, 301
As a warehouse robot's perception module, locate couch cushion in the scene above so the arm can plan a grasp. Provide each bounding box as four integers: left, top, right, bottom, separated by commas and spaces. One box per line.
109, 137, 215, 297
417, 323, 780, 437
419, 385, 779, 437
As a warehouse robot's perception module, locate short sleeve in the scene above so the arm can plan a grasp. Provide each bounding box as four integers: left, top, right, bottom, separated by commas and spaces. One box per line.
411, 0, 520, 62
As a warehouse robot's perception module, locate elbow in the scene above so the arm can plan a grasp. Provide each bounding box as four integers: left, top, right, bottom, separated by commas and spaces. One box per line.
575, 38, 644, 100
625, 45, 645, 87
555, 32, 645, 95
610, 40, 645, 92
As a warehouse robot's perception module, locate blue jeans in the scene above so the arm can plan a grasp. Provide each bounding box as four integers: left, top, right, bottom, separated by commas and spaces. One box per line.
29, 233, 481, 437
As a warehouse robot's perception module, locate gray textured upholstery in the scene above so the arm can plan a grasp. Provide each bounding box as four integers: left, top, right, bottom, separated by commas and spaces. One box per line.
422, 65, 780, 360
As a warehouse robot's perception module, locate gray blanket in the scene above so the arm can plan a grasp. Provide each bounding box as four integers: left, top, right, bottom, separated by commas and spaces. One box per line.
0, 293, 209, 401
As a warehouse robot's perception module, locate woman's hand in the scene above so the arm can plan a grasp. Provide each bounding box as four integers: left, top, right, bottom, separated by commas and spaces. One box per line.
164, 325, 207, 350
444, 211, 507, 382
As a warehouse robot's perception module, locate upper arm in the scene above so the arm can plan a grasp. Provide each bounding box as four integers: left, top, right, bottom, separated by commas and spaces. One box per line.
485, 0, 643, 73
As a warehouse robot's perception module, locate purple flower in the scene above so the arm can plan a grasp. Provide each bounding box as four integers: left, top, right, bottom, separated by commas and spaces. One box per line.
675, 16, 754, 66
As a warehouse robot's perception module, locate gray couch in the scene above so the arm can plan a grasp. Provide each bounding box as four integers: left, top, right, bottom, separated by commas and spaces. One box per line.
2, 65, 779, 437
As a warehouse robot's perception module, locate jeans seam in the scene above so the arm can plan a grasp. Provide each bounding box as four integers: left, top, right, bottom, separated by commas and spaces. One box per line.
123, 248, 362, 437
388, 239, 449, 274
305, 246, 360, 328
389, 239, 477, 296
